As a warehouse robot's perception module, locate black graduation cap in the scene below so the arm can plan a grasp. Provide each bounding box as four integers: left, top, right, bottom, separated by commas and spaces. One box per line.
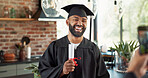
61, 4, 94, 18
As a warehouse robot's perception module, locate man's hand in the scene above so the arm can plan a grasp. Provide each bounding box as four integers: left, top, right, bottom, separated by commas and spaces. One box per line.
127, 49, 148, 78
60, 60, 75, 78
63, 60, 75, 74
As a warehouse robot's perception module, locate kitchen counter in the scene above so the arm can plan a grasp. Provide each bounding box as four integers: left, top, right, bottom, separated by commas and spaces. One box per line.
0, 58, 39, 78
0, 58, 39, 66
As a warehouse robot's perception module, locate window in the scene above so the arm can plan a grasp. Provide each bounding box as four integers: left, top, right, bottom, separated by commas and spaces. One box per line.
123, 0, 148, 41
97, 0, 120, 47
97, 0, 148, 48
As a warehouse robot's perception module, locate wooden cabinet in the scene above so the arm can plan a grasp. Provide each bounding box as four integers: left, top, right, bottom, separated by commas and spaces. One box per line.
0, 62, 38, 77
16, 63, 31, 75
0, 65, 16, 77
16, 62, 38, 75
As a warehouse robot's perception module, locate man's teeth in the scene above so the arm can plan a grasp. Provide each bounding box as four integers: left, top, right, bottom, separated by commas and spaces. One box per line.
76, 28, 81, 30
75, 27, 82, 30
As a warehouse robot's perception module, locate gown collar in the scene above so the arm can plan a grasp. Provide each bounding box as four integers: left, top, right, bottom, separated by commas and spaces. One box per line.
60, 35, 91, 49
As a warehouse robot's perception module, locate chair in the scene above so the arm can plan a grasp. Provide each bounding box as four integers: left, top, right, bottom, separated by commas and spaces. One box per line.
101, 50, 115, 69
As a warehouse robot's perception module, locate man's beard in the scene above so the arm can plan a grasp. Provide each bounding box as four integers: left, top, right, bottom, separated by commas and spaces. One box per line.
69, 23, 86, 37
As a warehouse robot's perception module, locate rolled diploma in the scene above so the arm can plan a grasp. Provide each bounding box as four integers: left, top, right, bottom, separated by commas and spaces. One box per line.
27, 47, 31, 59
69, 44, 74, 59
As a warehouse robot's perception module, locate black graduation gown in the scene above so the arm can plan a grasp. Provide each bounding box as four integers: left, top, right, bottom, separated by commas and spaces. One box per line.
38, 36, 110, 78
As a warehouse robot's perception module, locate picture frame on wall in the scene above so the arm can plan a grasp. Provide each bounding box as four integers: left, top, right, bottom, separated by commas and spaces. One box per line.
41, 0, 60, 17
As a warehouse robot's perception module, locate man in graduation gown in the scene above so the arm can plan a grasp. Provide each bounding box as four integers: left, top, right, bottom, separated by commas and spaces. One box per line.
38, 4, 110, 78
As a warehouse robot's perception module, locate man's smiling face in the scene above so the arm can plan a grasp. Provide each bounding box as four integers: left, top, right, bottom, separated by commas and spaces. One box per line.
67, 15, 87, 37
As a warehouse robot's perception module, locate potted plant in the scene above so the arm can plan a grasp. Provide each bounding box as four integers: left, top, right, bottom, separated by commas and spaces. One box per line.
25, 64, 41, 78
15, 43, 26, 60
110, 40, 139, 71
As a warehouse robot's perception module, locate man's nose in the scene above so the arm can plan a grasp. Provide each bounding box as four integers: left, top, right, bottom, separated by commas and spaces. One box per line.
77, 20, 83, 26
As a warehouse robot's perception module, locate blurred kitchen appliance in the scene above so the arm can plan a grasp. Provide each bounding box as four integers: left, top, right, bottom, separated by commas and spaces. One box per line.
0, 50, 4, 62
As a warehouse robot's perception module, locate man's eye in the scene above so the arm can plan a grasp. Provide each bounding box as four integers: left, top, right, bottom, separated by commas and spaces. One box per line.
82, 20, 87, 22
74, 19, 79, 21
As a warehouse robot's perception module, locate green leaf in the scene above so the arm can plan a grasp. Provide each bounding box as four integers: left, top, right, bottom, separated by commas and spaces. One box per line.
112, 40, 139, 62
25, 67, 35, 70
31, 64, 38, 67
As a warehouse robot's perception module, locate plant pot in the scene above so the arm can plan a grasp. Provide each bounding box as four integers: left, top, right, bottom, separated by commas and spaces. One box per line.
34, 73, 41, 78
115, 53, 128, 71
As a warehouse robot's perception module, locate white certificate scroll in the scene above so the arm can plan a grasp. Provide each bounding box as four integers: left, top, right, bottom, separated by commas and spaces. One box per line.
69, 44, 74, 59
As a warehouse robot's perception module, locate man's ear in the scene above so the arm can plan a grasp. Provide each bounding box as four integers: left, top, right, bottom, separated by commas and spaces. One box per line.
66, 19, 69, 26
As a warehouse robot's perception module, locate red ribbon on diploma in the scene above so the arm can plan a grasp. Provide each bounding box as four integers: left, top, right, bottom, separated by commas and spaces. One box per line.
70, 57, 81, 66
